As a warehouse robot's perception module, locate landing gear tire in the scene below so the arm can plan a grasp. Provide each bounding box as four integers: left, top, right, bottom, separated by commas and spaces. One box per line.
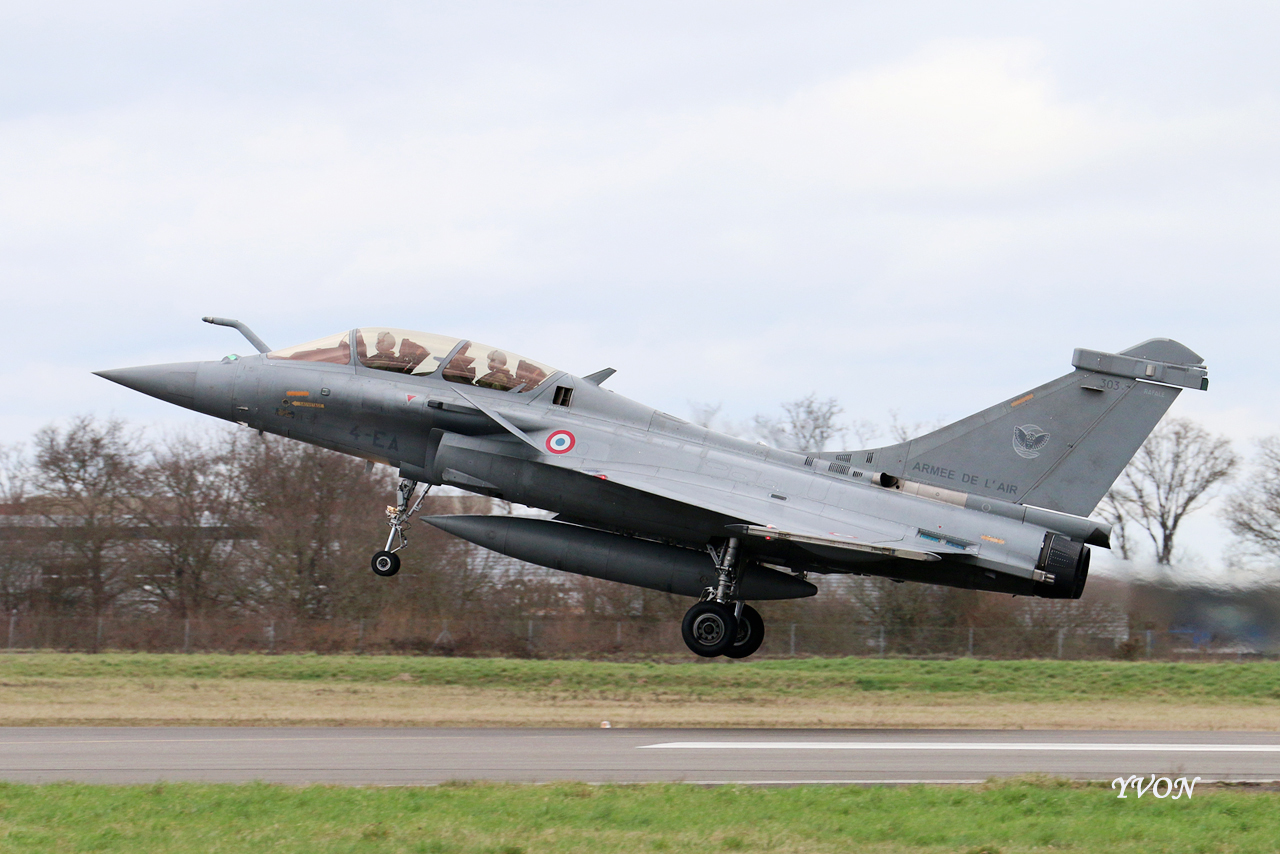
723, 604, 765, 659
681, 601, 739, 657
371, 550, 400, 577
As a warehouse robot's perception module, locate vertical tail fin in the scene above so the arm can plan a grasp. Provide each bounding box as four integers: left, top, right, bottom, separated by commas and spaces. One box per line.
838, 339, 1208, 517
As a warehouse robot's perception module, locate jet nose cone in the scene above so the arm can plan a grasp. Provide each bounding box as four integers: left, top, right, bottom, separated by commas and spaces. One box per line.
95, 362, 200, 408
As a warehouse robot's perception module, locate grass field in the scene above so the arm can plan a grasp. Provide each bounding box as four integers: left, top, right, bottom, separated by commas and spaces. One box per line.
0, 778, 1276, 853
2, 654, 1280, 729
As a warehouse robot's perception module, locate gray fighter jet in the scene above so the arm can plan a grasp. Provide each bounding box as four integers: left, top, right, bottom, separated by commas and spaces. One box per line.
97, 319, 1209, 658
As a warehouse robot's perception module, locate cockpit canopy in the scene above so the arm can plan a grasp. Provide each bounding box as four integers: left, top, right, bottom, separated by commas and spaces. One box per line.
266, 328, 558, 393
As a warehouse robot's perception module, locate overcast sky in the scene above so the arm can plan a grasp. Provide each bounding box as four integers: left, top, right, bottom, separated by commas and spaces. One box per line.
2, 2, 1277, 577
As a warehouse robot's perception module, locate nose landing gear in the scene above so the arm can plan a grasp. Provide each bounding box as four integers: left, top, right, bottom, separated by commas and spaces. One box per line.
681, 537, 767, 659
370, 477, 428, 577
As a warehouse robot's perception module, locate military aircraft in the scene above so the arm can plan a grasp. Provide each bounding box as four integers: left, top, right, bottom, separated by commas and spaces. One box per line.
96, 318, 1209, 658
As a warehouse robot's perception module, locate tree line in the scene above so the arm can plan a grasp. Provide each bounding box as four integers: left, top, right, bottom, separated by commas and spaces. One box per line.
0, 417, 512, 622
0, 402, 1275, 638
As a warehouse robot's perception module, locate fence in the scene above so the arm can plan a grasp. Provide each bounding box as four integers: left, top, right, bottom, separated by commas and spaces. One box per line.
2, 614, 1272, 659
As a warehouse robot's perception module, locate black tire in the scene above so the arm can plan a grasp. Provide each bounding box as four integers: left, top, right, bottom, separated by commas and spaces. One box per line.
681, 600, 738, 657
371, 550, 400, 577
723, 604, 765, 659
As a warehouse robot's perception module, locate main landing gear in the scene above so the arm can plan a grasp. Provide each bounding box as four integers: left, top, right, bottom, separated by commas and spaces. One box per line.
371, 477, 428, 577
681, 537, 766, 659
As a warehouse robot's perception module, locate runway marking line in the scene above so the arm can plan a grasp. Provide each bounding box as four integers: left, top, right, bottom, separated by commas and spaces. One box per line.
683, 779, 991, 785
640, 742, 1280, 752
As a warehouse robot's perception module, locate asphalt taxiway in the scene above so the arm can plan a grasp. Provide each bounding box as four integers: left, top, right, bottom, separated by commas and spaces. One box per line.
3, 728, 1280, 785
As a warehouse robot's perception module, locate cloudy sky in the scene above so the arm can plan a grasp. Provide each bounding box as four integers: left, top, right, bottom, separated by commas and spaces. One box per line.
2, 2, 1277, 574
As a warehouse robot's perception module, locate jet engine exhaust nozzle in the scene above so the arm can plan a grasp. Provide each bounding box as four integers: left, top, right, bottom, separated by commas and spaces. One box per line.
1033, 533, 1091, 600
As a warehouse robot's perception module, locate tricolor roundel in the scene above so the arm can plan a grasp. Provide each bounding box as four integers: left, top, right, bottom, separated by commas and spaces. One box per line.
545, 430, 576, 454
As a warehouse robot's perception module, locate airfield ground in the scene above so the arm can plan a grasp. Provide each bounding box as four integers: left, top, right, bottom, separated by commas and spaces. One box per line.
0, 777, 1277, 853
3, 655, 1279, 852
1, 654, 1278, 729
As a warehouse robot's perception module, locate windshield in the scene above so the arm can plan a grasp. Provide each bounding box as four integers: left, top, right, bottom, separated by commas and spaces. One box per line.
354, 328, 556, 392
266, 331, 351, 364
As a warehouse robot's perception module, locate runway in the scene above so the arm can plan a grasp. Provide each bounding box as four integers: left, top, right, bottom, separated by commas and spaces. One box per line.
3, 728, 1280, 785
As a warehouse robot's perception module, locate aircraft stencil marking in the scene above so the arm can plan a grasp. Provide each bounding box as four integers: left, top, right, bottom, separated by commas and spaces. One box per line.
97, 319, 1211, 658
906, 463, 1019, 495
349, 424, 399, 451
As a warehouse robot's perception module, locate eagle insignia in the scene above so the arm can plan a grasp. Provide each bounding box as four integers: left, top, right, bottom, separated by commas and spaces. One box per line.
1013, 424, 1050, 459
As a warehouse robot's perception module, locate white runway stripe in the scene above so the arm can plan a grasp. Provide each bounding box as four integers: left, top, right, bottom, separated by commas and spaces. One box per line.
640, 742, 1280, 752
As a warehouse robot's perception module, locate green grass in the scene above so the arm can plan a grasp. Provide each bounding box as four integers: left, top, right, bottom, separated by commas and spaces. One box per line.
0, 779, 1275, 853
3, 653, 1280, 703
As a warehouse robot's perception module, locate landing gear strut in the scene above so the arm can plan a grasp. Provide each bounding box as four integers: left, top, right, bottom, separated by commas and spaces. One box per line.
371, 477, 428, 577
680, 537, 767, 659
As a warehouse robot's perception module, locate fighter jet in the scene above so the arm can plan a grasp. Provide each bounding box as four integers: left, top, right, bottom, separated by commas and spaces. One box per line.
96, 318, 1209, 658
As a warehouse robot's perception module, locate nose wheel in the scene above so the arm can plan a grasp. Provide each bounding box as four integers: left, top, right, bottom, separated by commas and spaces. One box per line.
371, 477, 427, 578
371, 550, 400, 577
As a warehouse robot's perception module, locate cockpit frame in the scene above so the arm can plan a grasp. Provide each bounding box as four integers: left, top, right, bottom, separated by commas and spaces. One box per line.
267, 328, 563, 396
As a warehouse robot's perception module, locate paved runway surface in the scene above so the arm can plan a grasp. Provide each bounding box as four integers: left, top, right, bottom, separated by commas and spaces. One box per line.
4, 728, 1280, 785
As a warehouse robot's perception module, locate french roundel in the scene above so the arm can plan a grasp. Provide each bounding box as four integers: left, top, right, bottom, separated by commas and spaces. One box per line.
545, 430, 576, 454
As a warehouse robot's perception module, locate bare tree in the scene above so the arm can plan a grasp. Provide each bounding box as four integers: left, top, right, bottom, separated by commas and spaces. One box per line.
851, 576, 946, 630
1224, 436, 1280, 577
847, 419, 883, 448
1106, 417, 1238, 565
753, 394, 847, 452
688, 401, 751, 438
129, 430, 249, 618
572, 575, 684, 622
30, 416, 144, 620
402, 492, 503, 619
229, 433, 394, 619
1094, 491, 1134, 561
0, 444, 39, 613
887, 409, 946, 443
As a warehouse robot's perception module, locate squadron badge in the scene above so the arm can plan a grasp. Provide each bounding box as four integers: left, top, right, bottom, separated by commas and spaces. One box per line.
1013, 424, 1051, 459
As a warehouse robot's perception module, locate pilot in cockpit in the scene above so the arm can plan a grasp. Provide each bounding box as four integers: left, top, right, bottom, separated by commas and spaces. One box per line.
365, 332, 409, 371
476, 349, 518, 391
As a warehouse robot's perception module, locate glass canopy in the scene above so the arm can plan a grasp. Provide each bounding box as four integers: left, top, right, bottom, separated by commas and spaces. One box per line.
268, 329, 556, 393
265, 331, 351, 364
